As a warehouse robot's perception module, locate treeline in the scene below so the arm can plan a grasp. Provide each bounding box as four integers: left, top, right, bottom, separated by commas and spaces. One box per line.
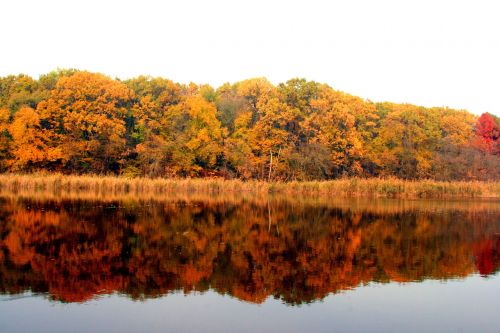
0, 70, 498, 180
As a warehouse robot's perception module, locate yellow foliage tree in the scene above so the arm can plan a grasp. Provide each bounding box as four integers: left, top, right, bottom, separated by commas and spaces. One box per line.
37, 71, 133, 172
8, 107, 62, 170
304, 85, 363, 176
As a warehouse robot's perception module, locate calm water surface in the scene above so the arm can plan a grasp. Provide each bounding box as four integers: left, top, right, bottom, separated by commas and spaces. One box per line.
0, 196, 499, 332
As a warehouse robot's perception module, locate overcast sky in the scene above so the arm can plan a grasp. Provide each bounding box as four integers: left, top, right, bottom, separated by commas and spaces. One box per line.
1, 0, 498, 115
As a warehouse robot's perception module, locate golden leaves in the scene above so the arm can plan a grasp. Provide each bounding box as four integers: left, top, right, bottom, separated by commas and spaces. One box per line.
0, 71, 495, 180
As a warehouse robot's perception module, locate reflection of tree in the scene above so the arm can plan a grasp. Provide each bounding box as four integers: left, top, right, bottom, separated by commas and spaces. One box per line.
474, 236, 500, 276
0, 199, 499, 304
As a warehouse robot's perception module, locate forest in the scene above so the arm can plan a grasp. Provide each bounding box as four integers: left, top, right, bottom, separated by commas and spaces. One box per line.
0, 69, 498, 181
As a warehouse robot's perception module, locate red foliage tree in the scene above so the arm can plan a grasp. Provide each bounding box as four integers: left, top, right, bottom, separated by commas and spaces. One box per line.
474, 113, 499, 155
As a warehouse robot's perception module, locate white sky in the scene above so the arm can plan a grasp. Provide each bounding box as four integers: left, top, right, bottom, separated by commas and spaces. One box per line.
1, 0, 499, 115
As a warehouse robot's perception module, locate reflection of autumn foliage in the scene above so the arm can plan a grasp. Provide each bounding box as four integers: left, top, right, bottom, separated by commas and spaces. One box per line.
0, 205, 125, 302
473, 236, 500, 276
0, 198, 499, 304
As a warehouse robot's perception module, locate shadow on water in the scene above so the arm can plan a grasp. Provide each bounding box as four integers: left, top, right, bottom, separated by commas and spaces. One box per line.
0, 195, 499, 304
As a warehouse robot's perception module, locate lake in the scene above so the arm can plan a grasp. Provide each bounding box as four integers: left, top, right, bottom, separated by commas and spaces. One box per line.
0, 196, 499, 332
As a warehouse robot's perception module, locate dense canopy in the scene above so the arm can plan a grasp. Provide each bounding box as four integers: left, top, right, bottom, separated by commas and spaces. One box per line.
0, 70, 498, 180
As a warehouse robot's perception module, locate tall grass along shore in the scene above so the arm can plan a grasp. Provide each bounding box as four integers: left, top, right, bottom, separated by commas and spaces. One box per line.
0, 174, 498, 200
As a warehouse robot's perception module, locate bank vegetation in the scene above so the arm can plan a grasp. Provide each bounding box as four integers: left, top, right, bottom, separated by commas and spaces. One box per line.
0, 174, 498, 199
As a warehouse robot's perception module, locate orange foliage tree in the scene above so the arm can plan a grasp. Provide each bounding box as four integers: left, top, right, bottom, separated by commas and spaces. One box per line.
0, 70, 497, 180
36, 72, 134, 173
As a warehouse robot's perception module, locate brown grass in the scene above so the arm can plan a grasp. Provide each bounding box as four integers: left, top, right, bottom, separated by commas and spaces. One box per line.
0, 173, 498, 200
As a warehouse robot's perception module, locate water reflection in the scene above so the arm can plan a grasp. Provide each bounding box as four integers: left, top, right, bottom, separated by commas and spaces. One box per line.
0, 197, 499, 304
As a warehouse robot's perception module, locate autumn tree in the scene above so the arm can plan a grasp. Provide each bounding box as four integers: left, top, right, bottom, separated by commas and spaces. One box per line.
0, 108, 11, 170
7, 107, 62, 170
37, 71, 134, 173
473, 113, 499, 155
166, 94, 224, 176
133, 83, 224, 177
303, 85, 364, 177
125, 76, 183, 176
0, 75, 40, 111
0, 70, 497, 181
221, 78, 276, 179
369, 104, 444, 178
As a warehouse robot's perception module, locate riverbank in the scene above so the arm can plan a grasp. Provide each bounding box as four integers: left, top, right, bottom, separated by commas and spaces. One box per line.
0, 174, 498, 199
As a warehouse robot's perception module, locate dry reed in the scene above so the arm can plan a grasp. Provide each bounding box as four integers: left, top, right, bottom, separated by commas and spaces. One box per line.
0, 173, 498, 200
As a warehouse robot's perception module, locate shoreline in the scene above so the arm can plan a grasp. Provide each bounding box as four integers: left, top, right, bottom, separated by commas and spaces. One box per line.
0, 174, 498, 199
